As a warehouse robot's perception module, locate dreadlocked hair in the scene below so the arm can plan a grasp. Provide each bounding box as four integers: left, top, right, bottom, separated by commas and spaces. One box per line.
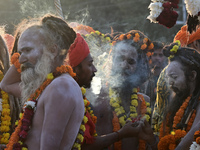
41, 14, 76, 61
111, 30, 154, 86
163, 43, 200, 131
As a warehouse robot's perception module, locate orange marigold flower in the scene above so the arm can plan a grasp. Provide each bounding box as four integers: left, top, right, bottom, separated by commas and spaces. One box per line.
149, 59, 152, 64
143, 38, 148, 43
146, 52, 152, 57
126, 34, 132, 39
133, 33, 140, 42
196, 137, 200, 144
169, 143, 176, 150
148, 43, 154, 50
141, 44, 147, 50
112, 41, 116, 46
119, 34, 125, 41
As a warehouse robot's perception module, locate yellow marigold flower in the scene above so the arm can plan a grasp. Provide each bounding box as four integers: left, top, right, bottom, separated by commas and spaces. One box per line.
95, 31, 100, 35
106, 37, 111, 41
1, 115, 11, 121
130, 113, 138, 118
15, 120, 19, 126
131, 100, 138, 107
175, 40, 181, 46
94, 133, 98, 137
168, 55, 174, 59
2, 93, 9, 100
171, 131, 175, 135
3, 133, 10, 139
47, 73, 54, 80
84, 100, 88, 106
147, 108, 151, 114
131, 94, 138, 99
81, 87, 86, 95
127, 118, 132, 121
83, 116, 88, 124
18, 141, 23, 145
132, 88, 137, 93
130, 106, 137, 112
145, 114, 150, 122
170, 45, 178, 53
1, 120, 11, 126
119, 116, 126, 126
146, 102, 150, 107
102, 33, 105, 37
73, 143, 81, 149
112, 103, 120, 108
0, 126, 10, 132
22, 148, 28, 150
80, 124, 86, 132
141, 44, 147, 50
2, 104, 9, 109
19, 113, 23, 118
77, 133, 84, 143
2, 109, 10, 116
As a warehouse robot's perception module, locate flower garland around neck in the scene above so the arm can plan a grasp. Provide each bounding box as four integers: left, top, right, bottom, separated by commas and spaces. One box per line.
72, 87, 97, 150
0, 71, 11, 145
109, 87, 151, 150
5, 65, 76, 150
158, 95, 198, 150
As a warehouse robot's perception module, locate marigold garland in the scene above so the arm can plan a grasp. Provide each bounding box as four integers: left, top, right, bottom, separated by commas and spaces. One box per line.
110, 88, 151, 150
72, 88, 97, 150
11, 53, 21, 73
158, 95, 198, 150
5, 65, 76, 150
0, 71, 11, 145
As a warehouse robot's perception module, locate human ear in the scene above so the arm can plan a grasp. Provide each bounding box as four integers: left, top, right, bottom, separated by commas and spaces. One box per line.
50, 44, 59, 57
189, 70, 197, 81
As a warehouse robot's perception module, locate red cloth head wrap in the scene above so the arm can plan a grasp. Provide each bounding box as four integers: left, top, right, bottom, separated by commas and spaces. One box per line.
68, 33, 90, 67
173, 25, 200, 46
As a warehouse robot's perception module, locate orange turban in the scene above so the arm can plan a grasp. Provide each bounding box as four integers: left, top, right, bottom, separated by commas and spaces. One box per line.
173, 25, 200, 46
68, 33, 90, 67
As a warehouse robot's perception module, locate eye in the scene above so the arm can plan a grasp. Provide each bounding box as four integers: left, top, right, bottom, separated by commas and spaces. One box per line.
127, 58, 136, 65
171, 75, 177, 79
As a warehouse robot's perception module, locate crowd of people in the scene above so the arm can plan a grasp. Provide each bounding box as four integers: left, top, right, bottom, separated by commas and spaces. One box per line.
0, 13, 199, 150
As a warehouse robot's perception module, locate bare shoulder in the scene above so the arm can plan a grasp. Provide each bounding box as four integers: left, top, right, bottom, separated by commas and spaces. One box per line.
138, 92, 150, 103
41, 73, 83, 108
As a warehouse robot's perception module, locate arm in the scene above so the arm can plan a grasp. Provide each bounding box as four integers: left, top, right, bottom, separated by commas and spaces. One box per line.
0, 65, 21, 97
82, 121, 141, 150
40, 76, 84, 150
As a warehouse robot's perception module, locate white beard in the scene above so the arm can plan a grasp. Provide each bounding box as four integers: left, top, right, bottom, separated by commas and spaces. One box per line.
20, 51, 54, 106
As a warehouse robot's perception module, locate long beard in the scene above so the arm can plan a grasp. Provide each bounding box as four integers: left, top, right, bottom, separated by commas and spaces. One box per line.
20, 51, 54, 106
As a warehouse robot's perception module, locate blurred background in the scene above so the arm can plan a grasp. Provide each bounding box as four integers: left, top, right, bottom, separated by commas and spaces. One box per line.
0, 0, 187, 44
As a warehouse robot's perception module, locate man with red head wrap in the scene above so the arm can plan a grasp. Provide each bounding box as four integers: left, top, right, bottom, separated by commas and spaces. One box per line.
67, 33, 144, 150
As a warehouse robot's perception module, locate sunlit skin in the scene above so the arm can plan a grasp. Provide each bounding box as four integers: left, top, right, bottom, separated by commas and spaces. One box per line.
17, 27, 84, 150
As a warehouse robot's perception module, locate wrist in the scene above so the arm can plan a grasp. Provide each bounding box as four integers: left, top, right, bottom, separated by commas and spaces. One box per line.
115, 130, 123, 141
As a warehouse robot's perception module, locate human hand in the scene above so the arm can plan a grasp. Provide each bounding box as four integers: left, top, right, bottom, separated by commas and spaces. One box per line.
138, 118, 155, 144
118, 120, 142, 138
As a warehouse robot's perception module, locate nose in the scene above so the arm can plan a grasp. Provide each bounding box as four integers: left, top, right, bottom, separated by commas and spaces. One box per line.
93, 65, 97, 73
168, 78, 174, 87
19, 53, 27, 64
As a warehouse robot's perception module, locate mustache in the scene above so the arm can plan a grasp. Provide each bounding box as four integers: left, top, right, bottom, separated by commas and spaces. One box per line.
21, 63, 34, 72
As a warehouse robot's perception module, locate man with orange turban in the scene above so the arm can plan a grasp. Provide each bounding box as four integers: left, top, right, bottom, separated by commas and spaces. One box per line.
67, 33, 144, 150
